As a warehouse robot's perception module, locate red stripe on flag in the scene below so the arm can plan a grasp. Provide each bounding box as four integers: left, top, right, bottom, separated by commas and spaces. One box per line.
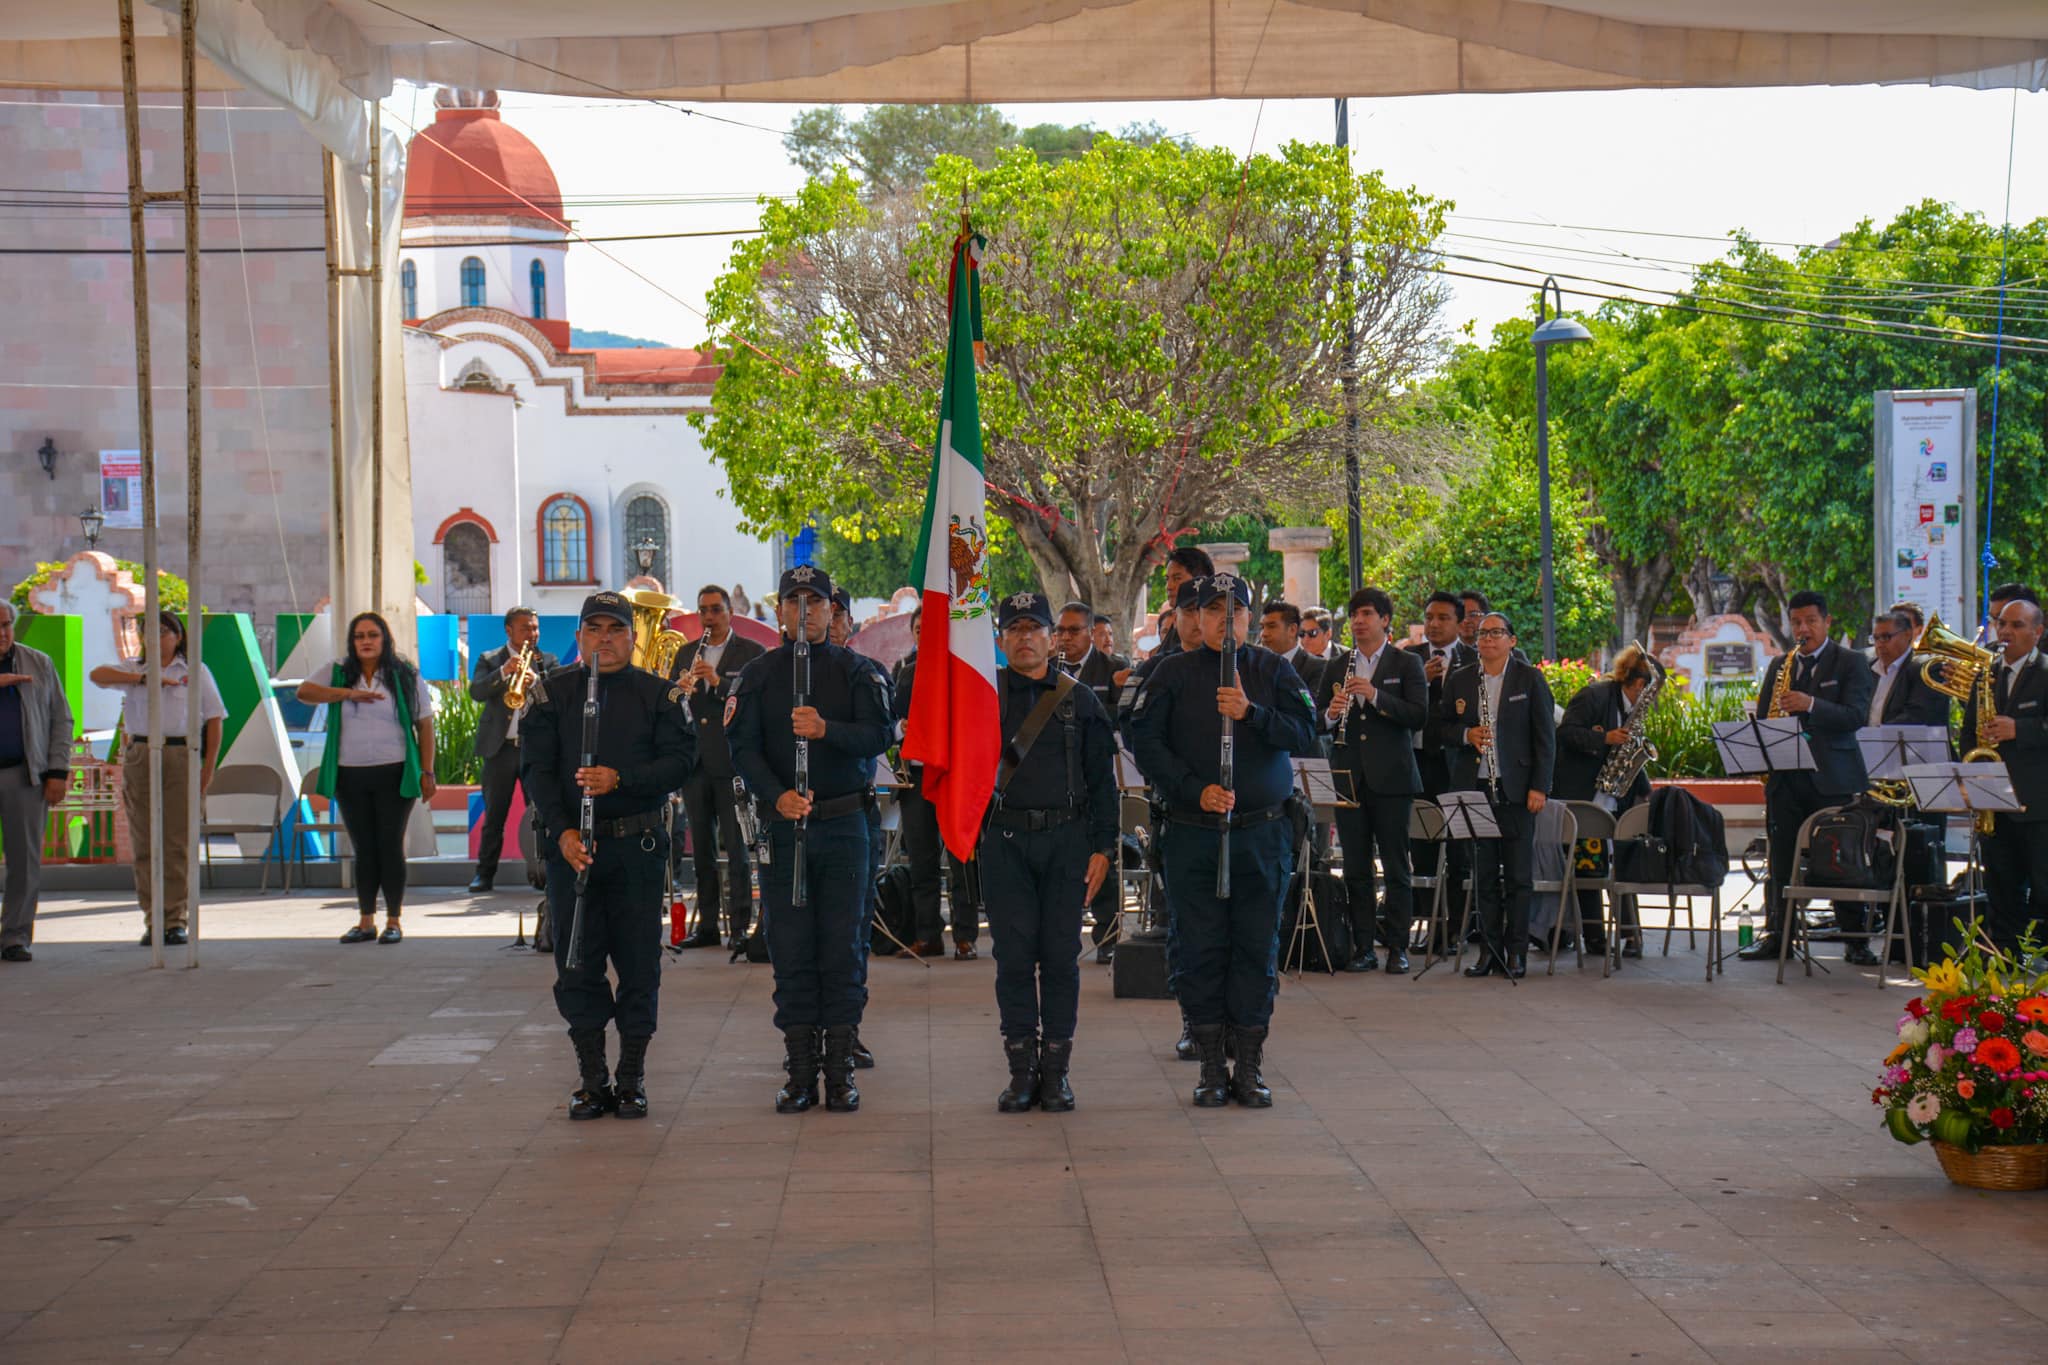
905, 588, 998, 861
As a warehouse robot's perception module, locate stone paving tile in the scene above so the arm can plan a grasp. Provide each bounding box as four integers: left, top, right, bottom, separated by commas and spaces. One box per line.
8, 891, 2048, 1364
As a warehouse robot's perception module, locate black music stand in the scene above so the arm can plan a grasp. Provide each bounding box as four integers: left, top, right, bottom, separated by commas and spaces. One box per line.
1904, 761, 2022, 910
1857, 725, 1950, 780
1417, 791, 1514, 986
1711, 717, 1814, 778
1282, 758, 1347, 977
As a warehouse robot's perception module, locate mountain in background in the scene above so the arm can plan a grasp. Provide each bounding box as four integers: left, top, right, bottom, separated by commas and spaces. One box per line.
570, 327, 675, 349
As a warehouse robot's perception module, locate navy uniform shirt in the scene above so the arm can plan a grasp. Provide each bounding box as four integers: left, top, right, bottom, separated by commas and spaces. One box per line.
994, 666, 1120, 854
1129, 645, 1319, 815
729, 639, 893, 812
519, 663, 697, 836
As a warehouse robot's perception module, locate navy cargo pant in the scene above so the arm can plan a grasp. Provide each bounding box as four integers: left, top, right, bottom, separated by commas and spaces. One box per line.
549, 826, 669, 1038
761, 812, 870, 1029
979, 818, 1090, 1040
1162, 817, 1295, 1030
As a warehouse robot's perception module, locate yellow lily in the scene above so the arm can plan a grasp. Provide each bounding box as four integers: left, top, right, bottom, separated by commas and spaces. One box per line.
1915, 960, 1965, 999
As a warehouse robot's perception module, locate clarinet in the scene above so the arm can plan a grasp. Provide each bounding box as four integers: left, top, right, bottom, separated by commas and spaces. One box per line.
564, 662, 601, 970
792, 600, 812, 908
1477, 672, 1502, 806
1216, 604, 1238, 898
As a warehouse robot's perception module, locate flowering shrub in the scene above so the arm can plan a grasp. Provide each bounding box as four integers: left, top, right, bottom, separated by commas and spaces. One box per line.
1538, 657, 1596, 707
1875, 919, 2048, 1150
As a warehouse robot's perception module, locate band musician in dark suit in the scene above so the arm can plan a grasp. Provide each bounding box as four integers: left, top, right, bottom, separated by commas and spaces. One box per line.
1404, 592, 1477, 920
1869, 609, 1952, 729
668, 585, 767, 948
1552, 644, 1656, 958
1439, 613, 1555, 978
1055, 600, 1123, 714
1742, 590, 1876, 964
1965, 598, 2048, 954
468, 606, 559, 893
1314, 587, 1428, 972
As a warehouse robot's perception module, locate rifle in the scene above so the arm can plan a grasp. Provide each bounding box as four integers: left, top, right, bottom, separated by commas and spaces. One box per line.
564, 662, 601, 971
792, 596, 812, 908
1216, 600, 1238, 898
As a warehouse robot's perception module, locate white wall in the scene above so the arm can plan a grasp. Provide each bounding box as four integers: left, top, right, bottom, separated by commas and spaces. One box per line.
402, 230, 567, 322
406, 324, 775, 619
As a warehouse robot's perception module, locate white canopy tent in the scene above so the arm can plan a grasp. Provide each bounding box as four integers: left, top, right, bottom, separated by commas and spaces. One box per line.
5, 0, 2044, 969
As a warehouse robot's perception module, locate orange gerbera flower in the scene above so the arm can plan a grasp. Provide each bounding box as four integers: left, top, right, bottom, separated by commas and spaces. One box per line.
2023, 1030, 2048, 1057
1974, 1037, 2023, 1073
2016, 997, 2048, 1024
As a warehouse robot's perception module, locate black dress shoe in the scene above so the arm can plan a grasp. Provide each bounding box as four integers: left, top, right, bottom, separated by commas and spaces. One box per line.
1620, 939, 1642, 959
466, 875, 492, 894
139, 930, 153, 946
1505, 954, 1528, 980
379, 923, 403, 945
339, 925, 377, 944
0, 944, 31, 963
850, 1029, 876, 1069
164, 928, 187, 946
1464, 956, 1499, 978
1345, 951, 1379, 973
1384, 951, 1410, 974
1738, 933, 1784, 961
676, 928, 722, 950
1843, 941, 1883, 967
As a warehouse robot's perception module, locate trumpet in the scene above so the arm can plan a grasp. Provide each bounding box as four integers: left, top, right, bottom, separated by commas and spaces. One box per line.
503, 643, 537, 710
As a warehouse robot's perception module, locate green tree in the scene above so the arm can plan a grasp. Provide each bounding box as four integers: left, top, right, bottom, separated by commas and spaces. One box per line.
786, 104, 1189, 196
696, 139, 1452, 651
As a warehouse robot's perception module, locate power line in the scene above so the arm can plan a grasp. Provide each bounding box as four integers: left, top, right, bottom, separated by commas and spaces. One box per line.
0, 227, 764, 256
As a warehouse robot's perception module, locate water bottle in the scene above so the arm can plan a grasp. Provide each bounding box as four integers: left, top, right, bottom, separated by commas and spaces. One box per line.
669, 897, 690, 948
1737, 904, 1756, 949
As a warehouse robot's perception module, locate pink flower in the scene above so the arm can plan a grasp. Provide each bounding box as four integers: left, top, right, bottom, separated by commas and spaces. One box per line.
1925, 1044, 1948, 1070
2023, 1030, 2048, 1057
1906, 1093, 1941, 1124
1954, 1028, 1980, 1053
1959, 1078, 1978, 1100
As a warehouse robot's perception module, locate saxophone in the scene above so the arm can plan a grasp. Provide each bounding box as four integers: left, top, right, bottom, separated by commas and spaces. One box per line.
1593, 657, 1662, 812
1765, 648, 1796, 717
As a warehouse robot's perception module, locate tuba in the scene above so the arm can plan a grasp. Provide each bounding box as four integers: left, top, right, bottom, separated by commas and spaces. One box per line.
1915, 615, 2003, 832
622, 588, 690, 678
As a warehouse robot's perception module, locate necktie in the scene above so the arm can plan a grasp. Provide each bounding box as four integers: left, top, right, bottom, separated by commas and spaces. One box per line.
1795, 654, 1812, 688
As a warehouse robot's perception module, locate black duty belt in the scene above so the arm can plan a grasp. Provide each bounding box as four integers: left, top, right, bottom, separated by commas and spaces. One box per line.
129, 736, 187, 747
776, 791, 873, 823
593, 810, 666, 839
987, 806, 1079, 832
1169, 804, 1288, 831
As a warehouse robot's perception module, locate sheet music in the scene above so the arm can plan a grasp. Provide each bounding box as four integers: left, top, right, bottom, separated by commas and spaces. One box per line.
1437, 790, 1503, 840
1712, 717, 1815, 775
1291, 757, 1348, 809
1857, 725, 1950, 779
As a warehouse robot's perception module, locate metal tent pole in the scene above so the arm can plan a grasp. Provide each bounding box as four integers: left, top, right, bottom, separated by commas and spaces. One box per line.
177, 0, 202, 969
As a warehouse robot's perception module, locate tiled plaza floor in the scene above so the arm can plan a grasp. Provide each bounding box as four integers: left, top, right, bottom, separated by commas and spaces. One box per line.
2, 886, 2044, 1364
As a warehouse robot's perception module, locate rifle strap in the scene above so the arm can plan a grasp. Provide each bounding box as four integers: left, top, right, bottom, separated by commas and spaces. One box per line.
995, 671, 1077, 799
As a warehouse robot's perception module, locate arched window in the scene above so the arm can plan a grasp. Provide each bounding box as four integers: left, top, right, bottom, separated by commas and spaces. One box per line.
538, 494, 591, 584
460, 256, 486, 308
441, 522, 492, 615
400, 259, 417, 318
529, 258, 547, 319
621, 494, 668, 587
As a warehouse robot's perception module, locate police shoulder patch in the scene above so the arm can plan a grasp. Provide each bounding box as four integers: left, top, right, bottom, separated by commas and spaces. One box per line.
1455, 697, 1467, 715
724, 695, 739, 727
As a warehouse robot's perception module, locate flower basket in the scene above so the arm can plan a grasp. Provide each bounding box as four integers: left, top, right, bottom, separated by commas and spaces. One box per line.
1931, 1141, 2048, 1192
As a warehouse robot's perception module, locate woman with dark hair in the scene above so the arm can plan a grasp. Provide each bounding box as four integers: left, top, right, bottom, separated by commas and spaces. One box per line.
91, 611, 225, 946
297, 612, 436, 944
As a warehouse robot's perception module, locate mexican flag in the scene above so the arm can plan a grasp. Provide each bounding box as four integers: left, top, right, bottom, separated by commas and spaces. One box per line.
903, 230, 999, 860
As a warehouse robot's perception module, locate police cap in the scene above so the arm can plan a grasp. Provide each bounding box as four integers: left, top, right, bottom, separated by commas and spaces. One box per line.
579, 590, 633, 628
997, 591, 1053, 630
778, 563, 833, 603
1174, 575, 1207, 610
1197, 573, 1253, 610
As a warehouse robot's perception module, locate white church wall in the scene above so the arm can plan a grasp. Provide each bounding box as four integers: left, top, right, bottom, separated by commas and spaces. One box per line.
402, 234, 567, 324
404, 331, 522, 616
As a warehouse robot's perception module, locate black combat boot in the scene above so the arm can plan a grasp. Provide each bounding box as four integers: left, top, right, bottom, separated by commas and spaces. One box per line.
1190, 1024, 1230, 1108
775, 1026, 820, 1114
1229, 1025, 1273, 1108
997, 1035, 1039, 1113
1037, 1038, 1075, 1113
613, 1035, 650, 1119
1176, 1009, 1197, 1061
850, 1026, 876, 1069
568, 1029, 615, 1120
822, 1025, 862, 1112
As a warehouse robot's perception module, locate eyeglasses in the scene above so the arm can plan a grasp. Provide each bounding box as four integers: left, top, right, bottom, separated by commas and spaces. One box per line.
1052, 624, 1088, 634
1475, 628, 1511, 640
1302, 627, 1323, 639
1872, 630, 1898, 643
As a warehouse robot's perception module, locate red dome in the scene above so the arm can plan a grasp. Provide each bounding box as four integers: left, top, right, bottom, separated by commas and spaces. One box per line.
404, 105, 564, 228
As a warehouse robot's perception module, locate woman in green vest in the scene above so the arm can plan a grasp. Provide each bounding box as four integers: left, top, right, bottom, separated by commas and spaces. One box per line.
297, 612, 436, 944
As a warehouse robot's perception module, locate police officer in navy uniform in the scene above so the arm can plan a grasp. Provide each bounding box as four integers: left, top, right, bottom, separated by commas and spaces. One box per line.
521, 592, 697, 1120
1130, 573, 1318, 1108
728, 566, 893, 1113
980, 592, 1119, 1113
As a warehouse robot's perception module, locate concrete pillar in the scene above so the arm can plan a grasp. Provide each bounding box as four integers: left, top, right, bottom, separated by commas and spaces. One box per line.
1198, 541, 1251, 578
1267, 526, 1333, 609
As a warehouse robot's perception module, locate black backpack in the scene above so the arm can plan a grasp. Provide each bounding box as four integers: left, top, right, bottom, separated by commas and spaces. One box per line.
1279, 871, 1352, 973
871, 862, 917, 955
1804, 797, 1898, 890
1615, 786, 1729, 888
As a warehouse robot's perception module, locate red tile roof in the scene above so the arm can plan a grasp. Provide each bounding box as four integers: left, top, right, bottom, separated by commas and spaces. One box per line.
404, 107, 564, 226
577, 348, 723, 386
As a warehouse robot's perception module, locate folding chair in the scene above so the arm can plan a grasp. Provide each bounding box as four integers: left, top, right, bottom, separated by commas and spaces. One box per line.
1609, 802, 1727, 982
1528, 802, 1578, 974
1407, 799, 1450, 971
1550, 801, 1615, 976
293, 768, 351, 890
200, 764, 289, 893
1776, 804, 1908, 987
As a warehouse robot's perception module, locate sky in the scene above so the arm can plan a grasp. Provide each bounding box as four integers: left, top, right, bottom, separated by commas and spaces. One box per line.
380, 82, 2048, 357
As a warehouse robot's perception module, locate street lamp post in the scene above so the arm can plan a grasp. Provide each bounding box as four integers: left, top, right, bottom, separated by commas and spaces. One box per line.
79, 506, 105, 551
1530, 277, 1591, 661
